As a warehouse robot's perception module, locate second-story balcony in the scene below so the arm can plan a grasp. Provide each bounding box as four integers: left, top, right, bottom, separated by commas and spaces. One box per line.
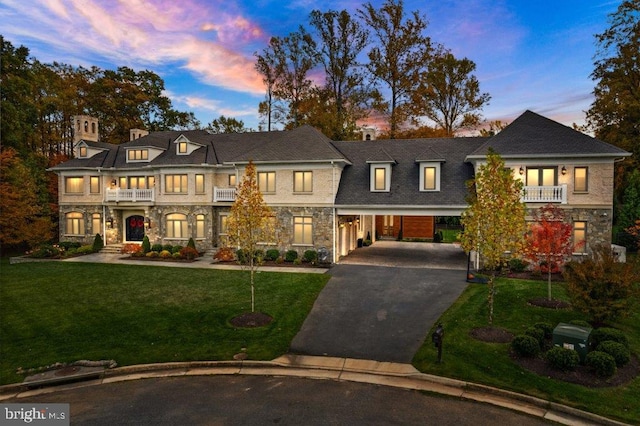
522, 184, 567, 204
214, 186, 236, 202
105, 188, 154, 202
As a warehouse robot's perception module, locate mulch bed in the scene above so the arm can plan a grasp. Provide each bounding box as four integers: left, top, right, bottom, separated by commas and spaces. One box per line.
229, 312, 273, 328
527, 297, 572, 309
470, 326, 515, 343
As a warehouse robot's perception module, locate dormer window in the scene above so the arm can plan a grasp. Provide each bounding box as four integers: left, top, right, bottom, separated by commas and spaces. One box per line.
419, 162, 441, 191
369, 163, 392, 192
178, 142, 188, 154
127, 149, 149, 161
79, 146, 87, 157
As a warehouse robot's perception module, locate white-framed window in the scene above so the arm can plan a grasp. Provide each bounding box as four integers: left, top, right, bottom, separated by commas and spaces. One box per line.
293, 171, 313, 193
195, 174, 205, 194
165, 174, 188, 193
370, 164, 391, 192
419, 162, 441, 191
573, 221, 587, 253
148, 176, 155, 188
128, 176, 147, 189
119, 177, 127, 188
66, 212, 84, 235
229, 174, 237, 186
90, 176, 100, 194
196, 214, 205, 238
166, 213, 188, 238
92, 213, 101, 233
219, 213, 229, 236
65, 177, 84, 194
258, 171, 276, 193
574, 167, 588, 192
178, 141, 188, 154
293, 216, 313, 245
526, 167, 556, 186
127, 149, 149, 162
79, 146, 87, 157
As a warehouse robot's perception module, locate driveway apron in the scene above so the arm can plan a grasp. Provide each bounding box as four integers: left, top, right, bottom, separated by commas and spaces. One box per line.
290, 243, 469, 363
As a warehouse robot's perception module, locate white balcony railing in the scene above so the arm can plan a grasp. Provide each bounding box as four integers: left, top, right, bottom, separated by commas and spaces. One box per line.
105, 188, 154, 202
214, 187, 236, 202
522, 184, 567, 204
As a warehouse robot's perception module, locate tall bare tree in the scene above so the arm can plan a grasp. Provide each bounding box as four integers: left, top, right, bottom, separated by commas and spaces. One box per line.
358, 0, 435, 138
412, 52, 490, 136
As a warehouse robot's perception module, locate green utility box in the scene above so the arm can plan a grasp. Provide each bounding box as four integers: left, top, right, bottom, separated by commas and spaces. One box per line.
552, 323, 592, 362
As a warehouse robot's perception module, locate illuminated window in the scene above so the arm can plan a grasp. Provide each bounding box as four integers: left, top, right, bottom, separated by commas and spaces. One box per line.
66, 212, 84, 235
374, 168, 386, 190
90, 176, 100, 193
293, 216, 313, 245
195, 174, 205, 193
573, 221, 587, 253
258, 171, 276, 193
526, 167, 556, 186
65, 177, 84, 194
92, 213, 101, 233
178, 142, 188, 154
196, 214, 205, 238
127, 149, 149, 161
79, 146, 87, 157
293, 171, 313, 193
165, 175, 188, 193
119, 177, 127, 188
128, 176, 147, 189
148, 176, 155, 188
229, 174, 237, 186
574, 167, 588, 192
219, 214, 229, 235
166, 213, 188, 238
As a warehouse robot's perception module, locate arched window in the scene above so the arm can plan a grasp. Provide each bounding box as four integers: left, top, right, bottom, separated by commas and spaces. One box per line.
84, 121, 89, 132
166, 213, 188, 238
66, 212, 85, 235
77, 120, 81, 130
91, 122, 96, 134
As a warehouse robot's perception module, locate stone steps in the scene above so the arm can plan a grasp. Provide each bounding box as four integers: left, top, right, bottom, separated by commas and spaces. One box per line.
100, 244, 124, 254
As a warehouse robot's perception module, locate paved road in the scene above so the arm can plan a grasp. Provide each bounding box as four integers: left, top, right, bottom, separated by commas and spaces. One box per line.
6, 376, 549, 426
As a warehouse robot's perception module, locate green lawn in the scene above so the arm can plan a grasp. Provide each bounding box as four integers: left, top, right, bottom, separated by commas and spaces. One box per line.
0, 260, 329, 385
413, 278, 640, 424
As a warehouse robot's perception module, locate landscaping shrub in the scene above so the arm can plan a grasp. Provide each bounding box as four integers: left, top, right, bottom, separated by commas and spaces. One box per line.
589, 327, 629, 349
585, 351, 617, 378
285, 249, 298, 262
254, 249, 265, 263
162, 244, 173, 252
159, 250, 172, 258
303, 249, 318, 263
275, 256, 284, 264
146, 251, 159, 258
508, 258, 528, 273
92, 233, 104, 252
171, 245, 183, 254
546, 347, 580, 372
214, 247, 235, 262
151, 243, 163, 252
180, 246, 199, 260
76, 245, 95, 255
172, 252, 182, 259
187, 237, 196, 250
121, 244, 142, 254
433, 231, 443, 243
30, 244, 62, 258
597, 341, 630, 367
525, 326, 545, 345
236, 249, 248, 264
58, 241, 81, 251
511, 335, 540, 357
265, 249, 280, 261
293, 258, 302, 265
142, 236, 151, 254
533, 322, 553, 340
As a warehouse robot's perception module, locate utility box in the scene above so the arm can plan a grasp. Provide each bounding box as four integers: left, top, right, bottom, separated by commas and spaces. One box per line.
552, 323, 592, 362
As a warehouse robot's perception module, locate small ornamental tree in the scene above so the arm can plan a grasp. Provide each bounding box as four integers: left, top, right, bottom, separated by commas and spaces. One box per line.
226, 161, 276, 313
523, 204, 575, 300
460, 149, 527, 325
563, 244, 640, 326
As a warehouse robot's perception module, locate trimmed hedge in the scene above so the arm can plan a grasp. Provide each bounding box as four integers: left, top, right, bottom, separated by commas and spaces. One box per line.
597, 341, 630, 367
511, 335, 540, 357
303, 250, 318, 263
265, 249, 280, 261
525, 326, 545, 345
546, 347, 580, 372
590, 327, 629, 349
285, 250, 298, 262
586, 351, 617, 378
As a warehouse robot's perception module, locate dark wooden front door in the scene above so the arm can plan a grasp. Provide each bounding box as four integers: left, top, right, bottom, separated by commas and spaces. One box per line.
126, 215, 145, 241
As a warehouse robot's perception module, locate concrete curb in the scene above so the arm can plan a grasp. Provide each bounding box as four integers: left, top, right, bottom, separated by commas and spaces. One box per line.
0, 355, 630, 426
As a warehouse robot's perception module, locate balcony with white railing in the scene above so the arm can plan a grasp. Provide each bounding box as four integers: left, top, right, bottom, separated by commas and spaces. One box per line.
214, 187, 236, 202
522, 184, 567, 204
105, 188, 154, 202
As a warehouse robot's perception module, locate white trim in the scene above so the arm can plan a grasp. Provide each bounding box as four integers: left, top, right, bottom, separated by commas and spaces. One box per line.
370, 164, 391, 192
419, 162, 441, 192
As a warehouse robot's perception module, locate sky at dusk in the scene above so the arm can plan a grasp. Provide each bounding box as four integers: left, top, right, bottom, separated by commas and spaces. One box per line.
0, 0, 621, 133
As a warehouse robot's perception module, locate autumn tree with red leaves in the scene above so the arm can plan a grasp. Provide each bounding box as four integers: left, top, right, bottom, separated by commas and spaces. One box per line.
523, 204, 575, 300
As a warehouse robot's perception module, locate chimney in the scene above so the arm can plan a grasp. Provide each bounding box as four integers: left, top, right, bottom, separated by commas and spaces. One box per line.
362, 126, 377, 141
130, 129, 149, 141
73, 115, 99, 143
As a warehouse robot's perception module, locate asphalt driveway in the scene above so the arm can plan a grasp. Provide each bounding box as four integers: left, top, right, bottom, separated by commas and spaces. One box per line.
290, 242, 469, 363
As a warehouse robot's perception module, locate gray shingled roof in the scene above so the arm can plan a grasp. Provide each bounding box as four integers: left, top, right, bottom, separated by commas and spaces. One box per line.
332, 138, 487, 207
467, 110, 631, 159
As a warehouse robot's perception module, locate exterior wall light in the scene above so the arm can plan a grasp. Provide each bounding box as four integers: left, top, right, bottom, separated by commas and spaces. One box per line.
106, 217, 113, 228
561, 166, 567, 175
519, 166, 524, 175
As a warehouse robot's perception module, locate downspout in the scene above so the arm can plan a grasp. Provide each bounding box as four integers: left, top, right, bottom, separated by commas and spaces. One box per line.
332, 161, 337, 264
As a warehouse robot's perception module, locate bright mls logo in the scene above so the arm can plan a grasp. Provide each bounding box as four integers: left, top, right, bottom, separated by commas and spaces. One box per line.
1, 404, 69, 425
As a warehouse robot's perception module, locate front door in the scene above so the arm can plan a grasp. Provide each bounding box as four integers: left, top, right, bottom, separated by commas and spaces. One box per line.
126, 215, 145, 241
383, 215, 394, 237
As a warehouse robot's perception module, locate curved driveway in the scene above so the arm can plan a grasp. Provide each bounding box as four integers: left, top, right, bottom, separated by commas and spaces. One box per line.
290, 241, 469, 362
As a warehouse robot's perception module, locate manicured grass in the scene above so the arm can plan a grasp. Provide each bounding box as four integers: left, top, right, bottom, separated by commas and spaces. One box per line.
439, 229, 460, 243
0, 260, 329, 386
413, 278, 640, 424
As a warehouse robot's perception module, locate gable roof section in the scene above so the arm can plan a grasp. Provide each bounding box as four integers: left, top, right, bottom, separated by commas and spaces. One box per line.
467, 110, 631, 160
332, 138, 487, 207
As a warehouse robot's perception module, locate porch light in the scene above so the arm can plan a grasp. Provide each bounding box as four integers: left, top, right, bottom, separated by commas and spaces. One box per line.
519, 166, 524, 175
111, 179, 117, 187
561, 166, 567, 175
106, 217, 113, 228
144, 217, 151, 229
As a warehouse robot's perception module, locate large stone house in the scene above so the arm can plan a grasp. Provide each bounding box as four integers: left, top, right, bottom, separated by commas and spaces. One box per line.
51, 111, 630, 263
